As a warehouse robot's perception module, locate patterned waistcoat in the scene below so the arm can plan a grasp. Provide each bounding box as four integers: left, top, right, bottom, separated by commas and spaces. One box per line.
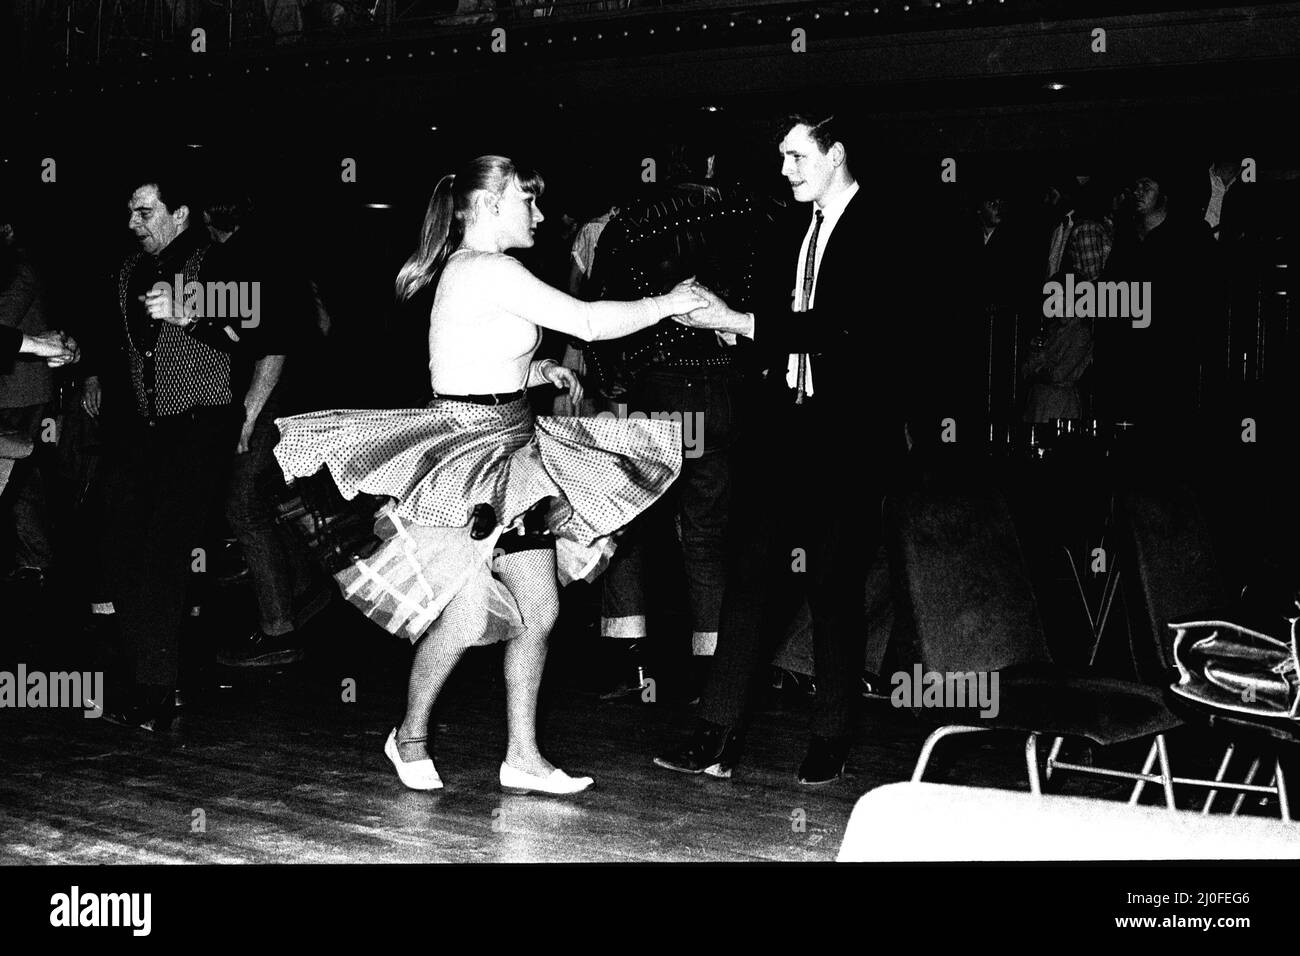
117, 244, 232, 419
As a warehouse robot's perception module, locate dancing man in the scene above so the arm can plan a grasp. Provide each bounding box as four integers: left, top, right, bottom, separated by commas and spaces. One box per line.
656, 113, 912, 784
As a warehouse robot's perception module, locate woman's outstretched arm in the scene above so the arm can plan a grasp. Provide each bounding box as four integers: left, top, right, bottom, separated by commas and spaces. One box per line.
483, 254, 703, 342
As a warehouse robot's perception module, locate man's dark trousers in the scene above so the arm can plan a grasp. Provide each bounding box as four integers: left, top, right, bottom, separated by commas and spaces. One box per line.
0, 403, 55, 571
699, 391, 877, 738
102, 405, 239, 688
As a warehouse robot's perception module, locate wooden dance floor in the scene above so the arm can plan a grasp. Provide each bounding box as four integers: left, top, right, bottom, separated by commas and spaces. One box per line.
0, 578, 1267, 864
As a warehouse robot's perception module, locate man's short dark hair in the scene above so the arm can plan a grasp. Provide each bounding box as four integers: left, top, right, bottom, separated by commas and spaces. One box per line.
131, 169, 198, 218
787, 112, 847, 151
783, 111, 858, 175
1129, 152, 1194, 201
205, 184, 253, 233
961, 169, 1012, 211
661, 142, 710, 183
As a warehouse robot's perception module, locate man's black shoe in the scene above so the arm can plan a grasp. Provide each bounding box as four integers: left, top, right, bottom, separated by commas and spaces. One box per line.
216, 630, 305, 668
771, 667, 816, 700
653, 721, 743, 779
599, 641, 653, 701
599, 667, 652, 701
860, 670, 889, 700
102, 709, 172, 733
214, 539, 251, 586
3, 566, 46, 587
100, 685, 175, 733
797, 734, 850, 785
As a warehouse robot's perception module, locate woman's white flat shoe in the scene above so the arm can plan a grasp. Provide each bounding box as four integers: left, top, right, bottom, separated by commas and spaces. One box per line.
385, 729, 443, 790
499, 761, 594, 795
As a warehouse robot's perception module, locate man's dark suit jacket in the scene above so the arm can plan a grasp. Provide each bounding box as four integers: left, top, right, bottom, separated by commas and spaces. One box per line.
1097, 216, 1213, 428
747, 187, 911, 474
0, 325, 20, 372
0, 252, 54, 408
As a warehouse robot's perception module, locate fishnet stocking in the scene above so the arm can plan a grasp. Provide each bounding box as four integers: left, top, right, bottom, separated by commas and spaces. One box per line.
496, 547, 561, 773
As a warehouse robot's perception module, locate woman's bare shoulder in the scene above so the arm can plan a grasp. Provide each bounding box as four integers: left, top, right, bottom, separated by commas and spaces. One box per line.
442, 250, 525, 284
450, 249, 518, 266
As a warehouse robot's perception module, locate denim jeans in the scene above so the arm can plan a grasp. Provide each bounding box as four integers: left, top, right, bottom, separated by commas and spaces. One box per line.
600, 366, 741, 651
225, 387, 322, 635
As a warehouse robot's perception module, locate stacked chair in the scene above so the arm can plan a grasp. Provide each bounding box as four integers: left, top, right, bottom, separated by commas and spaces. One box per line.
886, 481, 1300, 820
886, 487, 1181, 803
1117, 487, 1298, 819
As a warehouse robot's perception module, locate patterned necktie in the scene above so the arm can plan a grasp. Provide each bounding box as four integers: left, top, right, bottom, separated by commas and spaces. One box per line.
795, 209, 823, 404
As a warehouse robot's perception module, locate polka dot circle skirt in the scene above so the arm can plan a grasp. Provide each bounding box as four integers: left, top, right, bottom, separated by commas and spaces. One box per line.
274, 397, 682, 645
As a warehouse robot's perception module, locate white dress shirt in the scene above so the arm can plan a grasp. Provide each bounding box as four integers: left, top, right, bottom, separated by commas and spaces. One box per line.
1204, 169, 1235, 238
785, 179, 860, 395
1046, 210, 1073, 278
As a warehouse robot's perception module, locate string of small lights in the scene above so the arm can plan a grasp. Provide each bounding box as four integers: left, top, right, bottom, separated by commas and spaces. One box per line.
10, 0, 1207, 99
9, 0, 1297, 108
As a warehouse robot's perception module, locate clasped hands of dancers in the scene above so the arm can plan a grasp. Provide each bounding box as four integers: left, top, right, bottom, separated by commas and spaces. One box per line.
273, 155, 735, 796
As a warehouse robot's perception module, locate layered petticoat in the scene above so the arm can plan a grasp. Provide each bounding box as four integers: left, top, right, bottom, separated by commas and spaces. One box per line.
273, 397, 681, 646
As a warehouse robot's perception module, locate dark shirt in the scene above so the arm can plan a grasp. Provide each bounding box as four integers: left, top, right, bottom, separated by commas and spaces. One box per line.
0, 250, 54, 408
0, 325, 19, 372
201, 223, 313, 404
1097, 215, 1215, 425
973, 222, 1037, 315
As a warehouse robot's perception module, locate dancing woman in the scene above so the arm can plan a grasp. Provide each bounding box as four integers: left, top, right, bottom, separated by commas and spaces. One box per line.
274, 156, 705, 794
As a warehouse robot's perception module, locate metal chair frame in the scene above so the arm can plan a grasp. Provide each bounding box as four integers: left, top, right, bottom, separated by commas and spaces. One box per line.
911, 725, 1177, 809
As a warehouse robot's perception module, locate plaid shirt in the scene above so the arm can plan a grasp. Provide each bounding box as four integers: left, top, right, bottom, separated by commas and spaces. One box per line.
1064, 218, 1114, 281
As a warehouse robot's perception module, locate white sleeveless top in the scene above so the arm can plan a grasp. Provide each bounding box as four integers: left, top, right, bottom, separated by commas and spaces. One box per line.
428, 249, 662, 395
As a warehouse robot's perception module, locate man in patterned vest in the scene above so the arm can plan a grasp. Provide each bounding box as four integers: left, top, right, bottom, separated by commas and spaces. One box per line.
93, 171, 244, 731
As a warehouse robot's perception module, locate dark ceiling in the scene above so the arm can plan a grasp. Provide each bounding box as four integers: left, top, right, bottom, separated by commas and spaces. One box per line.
7, 0, 1300, 145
